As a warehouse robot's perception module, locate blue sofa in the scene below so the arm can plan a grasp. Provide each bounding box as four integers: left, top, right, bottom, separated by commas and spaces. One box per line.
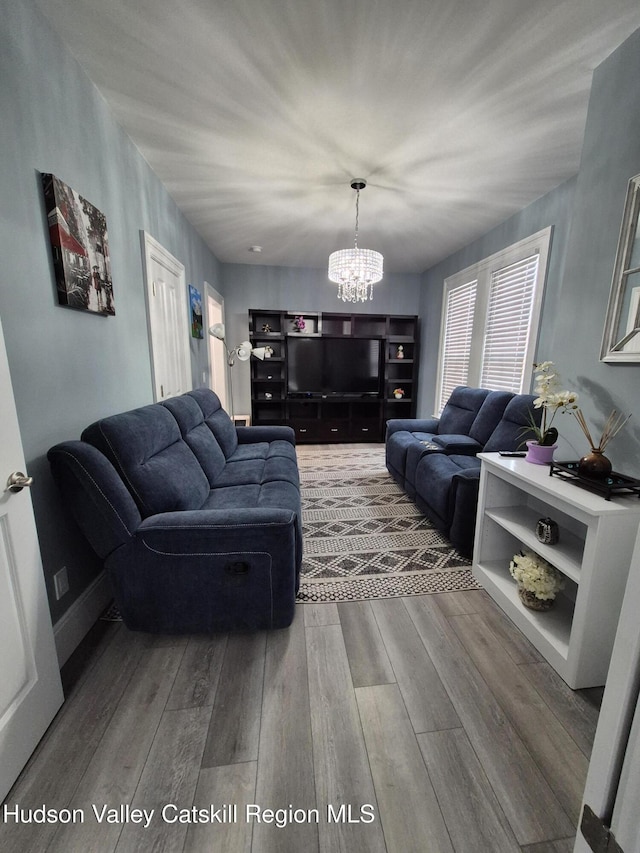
386, 388, 539, 557
48, 389, 302, 633
386, 386, 514, 491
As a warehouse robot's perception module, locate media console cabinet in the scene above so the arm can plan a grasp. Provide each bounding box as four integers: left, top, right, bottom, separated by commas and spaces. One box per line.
248, 309, 419, 443
473, 453, 640, 689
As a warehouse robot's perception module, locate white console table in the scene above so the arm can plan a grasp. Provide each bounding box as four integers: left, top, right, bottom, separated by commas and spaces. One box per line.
472, 453, 640, 689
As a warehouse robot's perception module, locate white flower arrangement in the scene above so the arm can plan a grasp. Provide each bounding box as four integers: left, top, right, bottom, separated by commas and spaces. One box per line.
530, 361, 579, 446
509, 550, 565, 600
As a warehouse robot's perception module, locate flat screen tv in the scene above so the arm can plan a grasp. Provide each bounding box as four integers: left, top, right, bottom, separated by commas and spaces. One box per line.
287, 336, 382, 396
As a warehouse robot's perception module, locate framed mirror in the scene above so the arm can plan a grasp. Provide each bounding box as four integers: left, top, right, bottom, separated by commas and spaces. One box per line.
601, 173, 640, 362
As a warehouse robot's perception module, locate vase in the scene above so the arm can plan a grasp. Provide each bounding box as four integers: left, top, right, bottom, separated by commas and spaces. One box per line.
525, 440, 557, 465
518, 586, 554, 611
394, 392, 403, 399
578, 449, 612, 478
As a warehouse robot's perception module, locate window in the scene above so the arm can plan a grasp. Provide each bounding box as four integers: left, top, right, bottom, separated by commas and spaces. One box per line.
435, 227, 551, 413
438, 280, 477, 410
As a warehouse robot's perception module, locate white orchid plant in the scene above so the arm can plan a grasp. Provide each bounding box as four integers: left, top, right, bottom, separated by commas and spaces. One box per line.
509, 550, 565, 601
529, 361, 579, 446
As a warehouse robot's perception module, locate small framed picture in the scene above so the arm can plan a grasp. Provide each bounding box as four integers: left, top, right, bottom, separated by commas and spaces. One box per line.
189, 285, 203, 338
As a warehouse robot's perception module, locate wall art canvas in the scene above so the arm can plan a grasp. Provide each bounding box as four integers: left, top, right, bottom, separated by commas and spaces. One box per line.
189, 285, 203, 338
41, 173, 115, 315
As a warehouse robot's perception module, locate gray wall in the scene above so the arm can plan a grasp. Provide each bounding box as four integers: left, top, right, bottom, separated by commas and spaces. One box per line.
548, 26, 640, 472
0, 0, 221, 622
419, 26, 640, 473
418, 178, 577, 417
220, 263, 422, 412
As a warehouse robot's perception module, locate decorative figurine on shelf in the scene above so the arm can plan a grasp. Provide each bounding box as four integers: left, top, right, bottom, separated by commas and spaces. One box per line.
264, 346, 274, 358
261, 323, 272, 333
396, 345, 404, 359
393, 388, 405, 400
264, 392, 273, 400
535, 517, 560, 545
293, 316, 306, 332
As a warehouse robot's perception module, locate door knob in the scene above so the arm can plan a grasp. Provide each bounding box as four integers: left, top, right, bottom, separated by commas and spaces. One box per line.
5, 471, 34, 493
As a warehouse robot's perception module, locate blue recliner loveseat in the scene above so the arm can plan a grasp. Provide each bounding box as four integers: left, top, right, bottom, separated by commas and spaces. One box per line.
386, 386, 514, 491
386, 389, 539, 557
48, 389, 302, 634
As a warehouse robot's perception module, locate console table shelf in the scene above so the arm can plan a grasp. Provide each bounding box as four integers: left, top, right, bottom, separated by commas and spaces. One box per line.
473, 453, 640, 688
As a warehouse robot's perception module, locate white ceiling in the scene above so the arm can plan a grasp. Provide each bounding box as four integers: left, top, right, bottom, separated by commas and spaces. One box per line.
37, 0, 640, 274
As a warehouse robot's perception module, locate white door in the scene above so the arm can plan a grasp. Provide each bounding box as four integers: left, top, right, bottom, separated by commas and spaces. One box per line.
206, 282, 228, 410
575, 524, 640, 853
141, 232, 192, 401
0, 316, 64, 802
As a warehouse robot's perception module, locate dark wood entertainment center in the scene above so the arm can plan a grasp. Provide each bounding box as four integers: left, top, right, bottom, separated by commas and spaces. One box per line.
248, 309, 419, 442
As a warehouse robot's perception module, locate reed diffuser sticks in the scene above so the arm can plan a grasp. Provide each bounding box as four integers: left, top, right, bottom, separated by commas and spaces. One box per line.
573, 408, 631, 451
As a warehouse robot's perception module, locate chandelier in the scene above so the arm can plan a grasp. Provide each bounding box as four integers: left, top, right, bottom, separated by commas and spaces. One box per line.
328, 179, 383, 302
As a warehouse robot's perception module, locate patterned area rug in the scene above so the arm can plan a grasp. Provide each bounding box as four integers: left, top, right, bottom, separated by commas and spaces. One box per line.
296, 443, 479, 603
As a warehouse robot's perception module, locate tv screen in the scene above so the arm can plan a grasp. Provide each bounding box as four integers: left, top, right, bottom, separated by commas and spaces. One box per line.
287, 336, 382, 396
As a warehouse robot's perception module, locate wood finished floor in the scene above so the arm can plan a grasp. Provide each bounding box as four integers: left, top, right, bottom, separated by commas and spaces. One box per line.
1, 590, 602, 853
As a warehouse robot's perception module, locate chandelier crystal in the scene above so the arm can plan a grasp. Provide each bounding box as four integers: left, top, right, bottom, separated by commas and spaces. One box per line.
328, 179, 383, 302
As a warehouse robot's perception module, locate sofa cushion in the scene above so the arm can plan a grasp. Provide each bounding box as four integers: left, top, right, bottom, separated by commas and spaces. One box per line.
225, 455, 300, 488
414, 452, 480, 528
468, 391, 514, 445
82, 404, 210, 516
438, 386, 491, 434
188, 388, 238, 458
386, 430, 438, 487
483, 393, 538, 452
236, 426, 298, 461
162, 394, 227, 485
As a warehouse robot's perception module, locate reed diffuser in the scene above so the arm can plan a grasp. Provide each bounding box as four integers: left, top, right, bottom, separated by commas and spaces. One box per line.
573, 408, 631, 477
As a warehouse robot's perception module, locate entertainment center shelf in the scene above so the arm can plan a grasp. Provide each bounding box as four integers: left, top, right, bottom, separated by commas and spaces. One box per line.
473, 453, 640, 688
248, 309, 419, 442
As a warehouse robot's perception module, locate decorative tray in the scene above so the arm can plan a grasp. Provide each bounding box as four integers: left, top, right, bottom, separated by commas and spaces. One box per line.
549, 461, 640, 500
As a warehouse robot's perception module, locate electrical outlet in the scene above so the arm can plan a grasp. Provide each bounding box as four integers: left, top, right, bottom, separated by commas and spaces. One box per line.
54, 566, 69, 600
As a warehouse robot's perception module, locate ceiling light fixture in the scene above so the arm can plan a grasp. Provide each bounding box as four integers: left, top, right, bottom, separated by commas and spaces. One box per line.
328, 179, 383, 302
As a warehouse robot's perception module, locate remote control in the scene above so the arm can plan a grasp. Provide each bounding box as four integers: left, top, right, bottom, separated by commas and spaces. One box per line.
499, 450, 527, 457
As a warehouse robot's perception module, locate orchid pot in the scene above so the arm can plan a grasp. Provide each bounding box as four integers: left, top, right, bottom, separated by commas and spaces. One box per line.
525, 440, 557, 465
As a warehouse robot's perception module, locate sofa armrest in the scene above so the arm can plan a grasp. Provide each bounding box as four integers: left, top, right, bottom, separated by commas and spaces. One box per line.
386, 417, 440, 439
137, 506, 297, 547
236, 425, 296, 445
449, 466, 482, 558
108, 507, 300, 632
48, 440, 141, 559
432, 434, 483, 455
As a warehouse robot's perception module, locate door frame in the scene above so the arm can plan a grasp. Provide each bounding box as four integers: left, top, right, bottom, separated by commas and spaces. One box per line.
205, 281, 228, 410
575, 525, 640, 852
141, 231, 191, 402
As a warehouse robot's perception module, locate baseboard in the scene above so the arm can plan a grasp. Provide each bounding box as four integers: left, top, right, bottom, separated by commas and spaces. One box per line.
53, 571, 112, 667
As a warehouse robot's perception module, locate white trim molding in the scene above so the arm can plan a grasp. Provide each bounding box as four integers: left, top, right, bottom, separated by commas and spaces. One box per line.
53, 570, 112, 667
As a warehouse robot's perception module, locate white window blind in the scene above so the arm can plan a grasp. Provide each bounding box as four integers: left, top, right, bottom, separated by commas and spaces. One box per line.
434, 227, 551, 414
438, 280, 477, 411
480, 253, 539, 392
